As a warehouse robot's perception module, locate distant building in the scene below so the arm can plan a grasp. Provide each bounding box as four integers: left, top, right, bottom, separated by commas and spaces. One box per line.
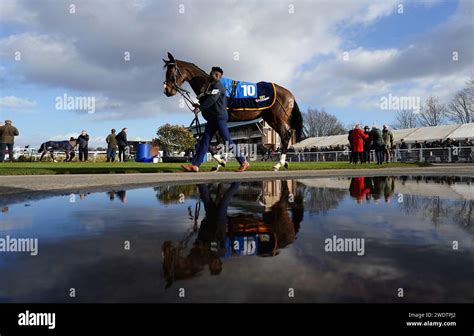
189, 117, 297, 149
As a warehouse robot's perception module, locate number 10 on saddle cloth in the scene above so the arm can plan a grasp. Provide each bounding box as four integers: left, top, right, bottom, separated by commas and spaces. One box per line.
220, 77, 276, 111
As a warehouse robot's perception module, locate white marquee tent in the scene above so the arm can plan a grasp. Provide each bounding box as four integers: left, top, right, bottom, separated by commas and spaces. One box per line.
294, 123, 474, 149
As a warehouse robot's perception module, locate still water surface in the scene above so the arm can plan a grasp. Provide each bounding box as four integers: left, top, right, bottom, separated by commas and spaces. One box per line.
0, 176, 472, 303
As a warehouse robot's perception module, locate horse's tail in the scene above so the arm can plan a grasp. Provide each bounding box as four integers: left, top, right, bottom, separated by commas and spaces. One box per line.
38, 142, 45, 153
290, 101, 304, 143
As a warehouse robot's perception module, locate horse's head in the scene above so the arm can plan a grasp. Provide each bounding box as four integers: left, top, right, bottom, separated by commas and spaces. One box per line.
163, 52, 187, 97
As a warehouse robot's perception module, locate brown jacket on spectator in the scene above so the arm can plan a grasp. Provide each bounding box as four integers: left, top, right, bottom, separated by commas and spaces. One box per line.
0, 122, 19, 144
106, 133, 118, 148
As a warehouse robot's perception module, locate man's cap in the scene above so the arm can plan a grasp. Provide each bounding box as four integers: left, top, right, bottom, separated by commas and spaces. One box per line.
211, 66, 223, 75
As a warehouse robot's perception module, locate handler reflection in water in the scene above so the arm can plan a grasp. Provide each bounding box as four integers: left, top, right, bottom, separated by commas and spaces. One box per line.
162, 182, 239, 287
161, 180, 303, 287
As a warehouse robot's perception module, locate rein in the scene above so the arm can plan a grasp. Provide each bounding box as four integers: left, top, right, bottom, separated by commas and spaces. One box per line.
165, 62, 203, 136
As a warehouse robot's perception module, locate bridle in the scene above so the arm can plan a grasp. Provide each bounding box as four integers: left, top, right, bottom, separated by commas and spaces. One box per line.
164, 62, 203, 136
163, 62, 195, 106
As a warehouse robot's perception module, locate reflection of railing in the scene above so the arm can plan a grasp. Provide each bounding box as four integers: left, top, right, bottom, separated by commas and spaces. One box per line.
282, 146, 474, 163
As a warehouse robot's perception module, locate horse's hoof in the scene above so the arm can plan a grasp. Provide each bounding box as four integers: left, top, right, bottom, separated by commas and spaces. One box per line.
210, 166, 219, 172
284, 162, 289, 169
272, 167, 279, 171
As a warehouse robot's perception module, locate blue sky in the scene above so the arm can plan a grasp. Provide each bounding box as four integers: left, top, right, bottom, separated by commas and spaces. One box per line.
0, 0, 472, 147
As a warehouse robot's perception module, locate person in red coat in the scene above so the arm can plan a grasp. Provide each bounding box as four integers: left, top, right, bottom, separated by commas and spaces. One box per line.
349, 177, 371, 204
351, 124, 369, 164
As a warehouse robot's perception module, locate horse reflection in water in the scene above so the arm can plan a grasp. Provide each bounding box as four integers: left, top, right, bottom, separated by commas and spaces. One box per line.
161, 180, 303, 287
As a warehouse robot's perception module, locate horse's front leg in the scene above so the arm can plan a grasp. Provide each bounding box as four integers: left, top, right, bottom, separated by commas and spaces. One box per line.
273, 153, 288, 171
210, 134, 226, 172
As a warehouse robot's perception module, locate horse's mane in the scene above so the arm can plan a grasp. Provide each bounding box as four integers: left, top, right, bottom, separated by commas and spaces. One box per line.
164, 58, 209, 78
181, 61, 208, 77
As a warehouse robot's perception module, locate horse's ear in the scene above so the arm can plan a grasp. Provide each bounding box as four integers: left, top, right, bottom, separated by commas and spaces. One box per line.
167, 52, 175, 62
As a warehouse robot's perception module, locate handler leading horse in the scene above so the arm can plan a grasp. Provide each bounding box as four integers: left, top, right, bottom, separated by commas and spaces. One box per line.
163, 53, 303, 171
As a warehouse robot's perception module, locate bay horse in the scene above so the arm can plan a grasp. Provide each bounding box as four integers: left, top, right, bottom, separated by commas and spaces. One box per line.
162, 52, 303, 171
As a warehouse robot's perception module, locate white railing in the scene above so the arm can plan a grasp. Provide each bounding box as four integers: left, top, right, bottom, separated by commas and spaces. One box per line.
283, 147, 474, 163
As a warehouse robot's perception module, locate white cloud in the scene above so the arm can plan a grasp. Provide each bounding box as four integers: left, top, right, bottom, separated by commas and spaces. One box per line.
0, 0, 471, 120
0, 96, 37, 109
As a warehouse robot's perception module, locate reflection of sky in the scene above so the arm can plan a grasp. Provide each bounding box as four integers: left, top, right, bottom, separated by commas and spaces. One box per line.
307, 195, 473, 247
0, 188, 199, 240
0, 179, 473, 303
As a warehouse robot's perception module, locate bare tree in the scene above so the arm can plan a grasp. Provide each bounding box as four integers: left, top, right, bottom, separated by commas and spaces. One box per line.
447, 77, 473, 124
393, 110, 418, 129
303, 108, 346, 137
417, 96, 446, 127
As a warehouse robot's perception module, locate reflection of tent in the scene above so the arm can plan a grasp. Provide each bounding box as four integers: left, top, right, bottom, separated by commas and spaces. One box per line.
295, 123, 474, 148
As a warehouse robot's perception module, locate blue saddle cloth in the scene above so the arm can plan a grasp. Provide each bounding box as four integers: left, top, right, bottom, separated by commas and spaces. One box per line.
220, 77, 276, 111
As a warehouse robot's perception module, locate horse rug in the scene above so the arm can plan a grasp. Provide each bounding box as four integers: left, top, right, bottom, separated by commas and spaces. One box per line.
220, 77, 276, 111
40, 141, 75, 152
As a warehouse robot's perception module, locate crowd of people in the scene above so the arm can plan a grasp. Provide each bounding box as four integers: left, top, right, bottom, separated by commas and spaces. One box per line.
51, 128, 129, 163
285, 124, 473, 164
0, 119, 131, 163
410, 138, 472, 149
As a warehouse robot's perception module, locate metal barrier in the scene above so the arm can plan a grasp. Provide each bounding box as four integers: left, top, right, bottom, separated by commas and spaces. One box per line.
11, 146, 473, 163
283, 147, 474, 163
393, 147, 474, 163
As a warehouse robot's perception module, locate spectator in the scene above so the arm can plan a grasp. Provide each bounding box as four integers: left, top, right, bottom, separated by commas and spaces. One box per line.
106, 129, 118, 162
116, 128, 128, 162
363, 125, 371, 163
348, 127, 354, 163
370, 125, 385, 165
382, 125, 393, 163
463, 138, 472, 146
399, 138, 408, 162
77, 130, 90, 162
0, 120, 19, 162
350, 124, 368, 164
